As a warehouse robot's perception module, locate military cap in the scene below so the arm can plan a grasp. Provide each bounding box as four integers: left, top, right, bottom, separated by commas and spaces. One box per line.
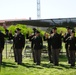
33, 28, 36, 31
52, 27, 57, 30
66, 26, 71, 29
16, 28, 21, 31
35, 30, 40, 33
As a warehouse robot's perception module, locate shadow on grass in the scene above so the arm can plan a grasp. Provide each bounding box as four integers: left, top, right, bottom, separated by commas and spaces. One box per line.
19, 63, 43, 69
26, 55, 76, 69
1, 62, 18, 68
41, 63, 53, 68
41, 55, 76, 69
60, 64, 76, 69
41, 63, 76, 70
0, 61, 76, 70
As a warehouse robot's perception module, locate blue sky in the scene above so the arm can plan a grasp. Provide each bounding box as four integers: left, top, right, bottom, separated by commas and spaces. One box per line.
0, 0, 76, 20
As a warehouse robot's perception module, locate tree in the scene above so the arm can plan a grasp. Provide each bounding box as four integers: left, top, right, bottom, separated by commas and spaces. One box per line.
7, 24, 33, 37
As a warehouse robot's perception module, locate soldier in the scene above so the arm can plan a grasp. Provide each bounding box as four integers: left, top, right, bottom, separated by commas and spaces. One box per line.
0, 24, 9, 64
47, 30, 53, 63
43, 31, 53, 63
51, 27, 62, 66
63, 26, 71, 63
29, 28, 37, 63
65, 30, 76, 67
13, 30, 17, 62
14, 28, 25, 65
0, 31, 5, 64
3, 28, 17, 63
33, 31, 43, 65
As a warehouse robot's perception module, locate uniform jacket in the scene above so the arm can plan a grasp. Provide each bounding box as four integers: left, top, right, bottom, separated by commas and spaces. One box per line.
0, 32, 5, 48
13, 33, 25, 49
29, 33, 34, 48
66, 36, 76, 50
63, 32, 71, 49
51, 33, 62, 49
0, 30, 9, 49
63, 32, 70, 43
33, 35, 43, 50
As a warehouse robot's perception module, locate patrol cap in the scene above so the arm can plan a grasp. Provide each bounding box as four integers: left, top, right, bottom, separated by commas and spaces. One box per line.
33, 28, 36, 31
66, 26, 71, 29
16, 28, 21, 31
52, 27, 57, 30
6, 29, 9, 32
35, 30, 40, 33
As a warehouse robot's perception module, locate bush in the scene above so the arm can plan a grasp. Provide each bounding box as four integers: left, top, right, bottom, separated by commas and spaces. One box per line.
57, 27, 67, 34
7, 24, 33, 37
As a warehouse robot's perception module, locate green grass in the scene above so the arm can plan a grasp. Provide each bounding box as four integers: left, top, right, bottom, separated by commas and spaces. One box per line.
0, 55, 76, 75
0, 43, 76, 75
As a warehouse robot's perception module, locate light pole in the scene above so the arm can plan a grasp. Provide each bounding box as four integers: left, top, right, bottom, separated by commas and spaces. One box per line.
37, 0, 41, 19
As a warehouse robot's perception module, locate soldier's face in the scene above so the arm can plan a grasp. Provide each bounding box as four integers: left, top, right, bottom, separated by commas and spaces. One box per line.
52, 29, 57, 33
17, 30, 21, 34
67, 29, 71, 33
71, 33, 75, 37
35, 33, 39, 36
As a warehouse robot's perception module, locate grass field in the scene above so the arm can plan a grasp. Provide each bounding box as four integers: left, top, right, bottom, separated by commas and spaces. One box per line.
0, 43, 76, 75
0, 56, 76, 75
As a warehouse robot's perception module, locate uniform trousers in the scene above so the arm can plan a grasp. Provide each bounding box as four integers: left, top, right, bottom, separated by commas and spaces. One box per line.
52, 48, 60, 66
65, 44, 70, 63
15, 49, 23, 64
0, 48, 3, 64
13, 48, 17, 62
34, 49, 41, 65
48, 46, 53, 63
32, 48, 36, 63
69, 50, 75, 66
